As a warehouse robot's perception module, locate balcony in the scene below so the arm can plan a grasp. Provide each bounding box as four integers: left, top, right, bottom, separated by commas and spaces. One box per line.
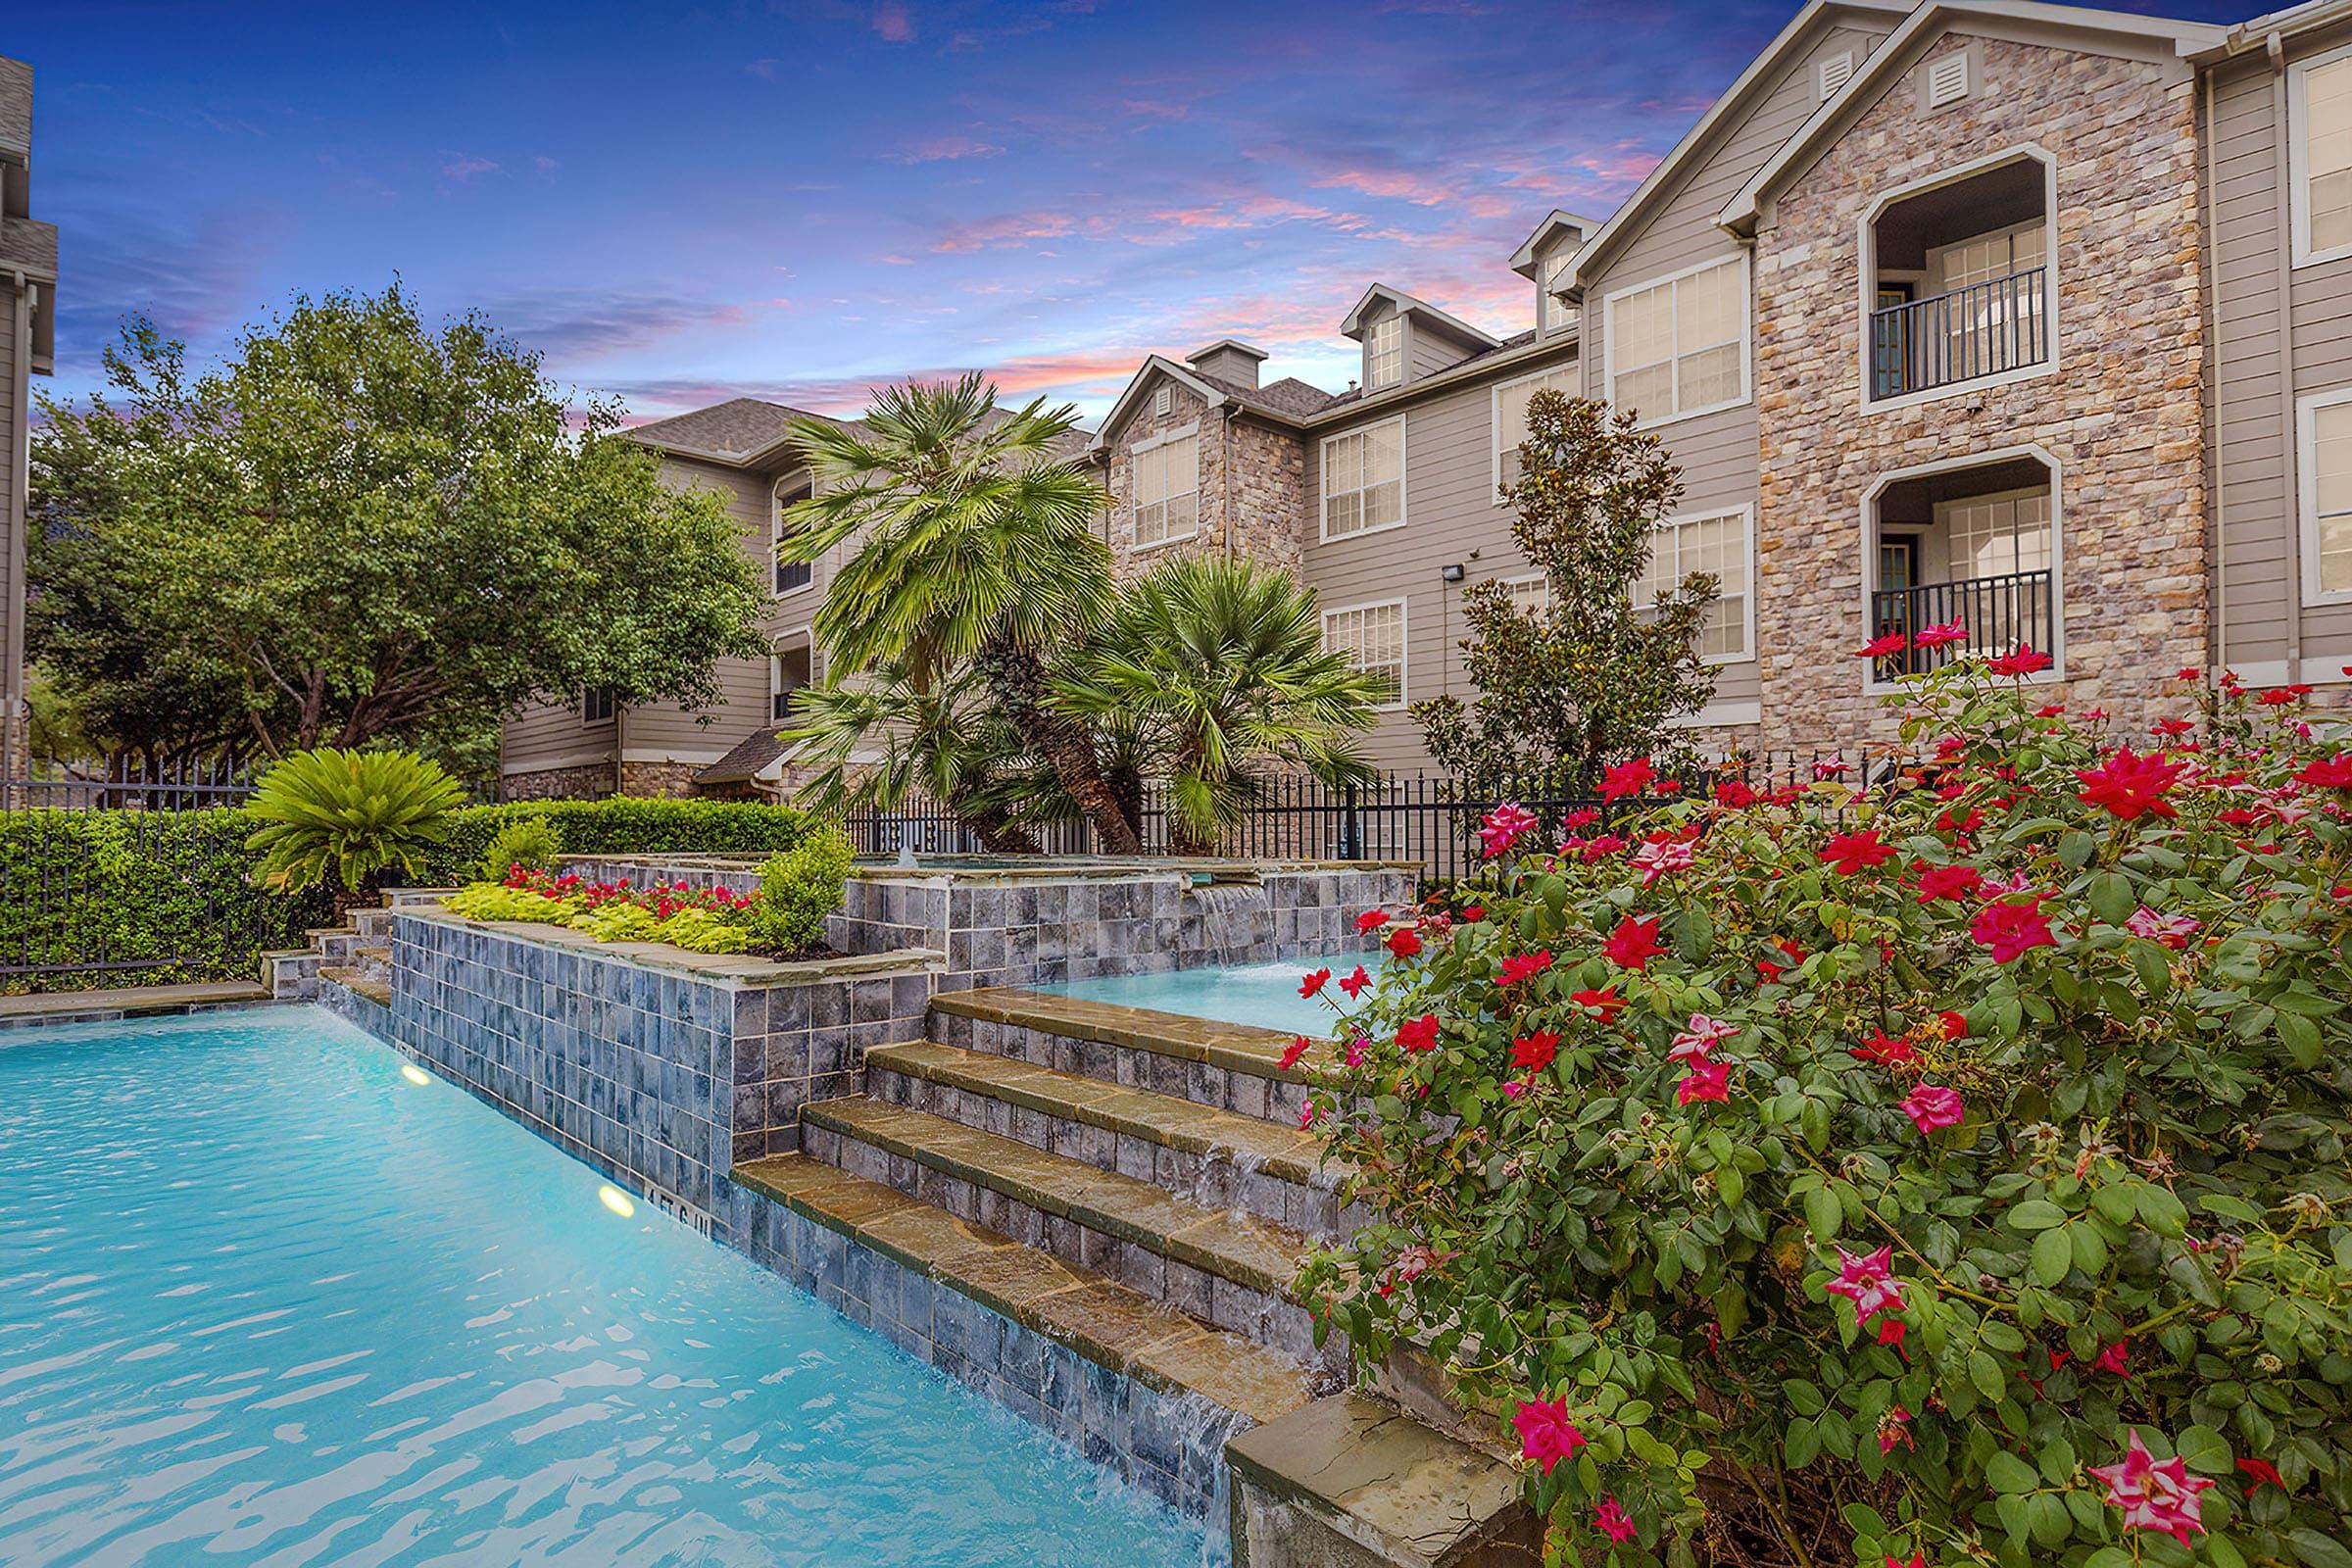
1869, 267, 2047, 400
1868, 568, 2053, 677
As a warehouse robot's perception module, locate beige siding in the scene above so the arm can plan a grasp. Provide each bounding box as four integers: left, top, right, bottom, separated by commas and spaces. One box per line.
2208, 32, 2352, 678
501, 695, 615, 776
1302, 346, 1581, 771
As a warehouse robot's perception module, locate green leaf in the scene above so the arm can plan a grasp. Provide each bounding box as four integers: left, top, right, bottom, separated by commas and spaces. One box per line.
1985, 1450, 2039, 1493
2086, 870, 2135, 925
2175, 1425, 2231, 1476
2007, 1200, 2068, 1232
1804, 1184, 1840, 1243
2029, 1224, 2073, 1287
1969, 1351, 2009, 1402
2291, 1530, 2352, 1568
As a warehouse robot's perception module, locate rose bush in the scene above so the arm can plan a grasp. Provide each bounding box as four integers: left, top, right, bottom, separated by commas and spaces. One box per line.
1298, 659, 2352, 1568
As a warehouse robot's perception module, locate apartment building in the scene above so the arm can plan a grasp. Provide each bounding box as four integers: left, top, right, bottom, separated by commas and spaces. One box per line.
502, 0, 2352, 796
0, 57, 57, 778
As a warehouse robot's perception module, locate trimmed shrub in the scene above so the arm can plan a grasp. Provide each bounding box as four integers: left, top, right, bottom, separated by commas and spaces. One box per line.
753, 825, 856, 956
1298, 663, 2352, 1568
0, 807, 329, 994
419, 797, 815, 883
480, 817, 563, 880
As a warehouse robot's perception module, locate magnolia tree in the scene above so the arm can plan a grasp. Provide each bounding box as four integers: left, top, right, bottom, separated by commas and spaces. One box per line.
1297, 649, 2352, 1568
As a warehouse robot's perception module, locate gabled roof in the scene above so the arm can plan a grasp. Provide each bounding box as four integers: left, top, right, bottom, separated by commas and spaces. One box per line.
1088, 354, 1342, 452
1189, 338, 1269, 364
628, 397, 834, 468
1561, 0, 1914, 292
1718, 0, 2225, 235
1339, 284, 1501, 349
696, 722, 791, 786
1509, 210, 1607, 279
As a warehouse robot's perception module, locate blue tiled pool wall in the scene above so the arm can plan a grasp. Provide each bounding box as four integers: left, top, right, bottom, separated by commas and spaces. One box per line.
709, 1180, 1248, 1520
725, 968, 935, 1162
831, 865, 1416, 992
316, 974, 392, 1041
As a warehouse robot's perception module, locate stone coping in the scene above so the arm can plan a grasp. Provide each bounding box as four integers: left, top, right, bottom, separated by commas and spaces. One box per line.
932, 987, 1338, 1085
803, 1096, 1318, 1300
0, 980, 275, 1023
1226, 1394, 1534, 1568
396, 905, 942, 988
866, 1040, 1343, 1189
732, 1153, 1317, 1427
557, 852, 1421, 880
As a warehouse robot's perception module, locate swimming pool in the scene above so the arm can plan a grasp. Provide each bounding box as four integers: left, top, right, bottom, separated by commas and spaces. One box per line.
0, 1007, 1204, 1568
1035, 956, 1389, 1037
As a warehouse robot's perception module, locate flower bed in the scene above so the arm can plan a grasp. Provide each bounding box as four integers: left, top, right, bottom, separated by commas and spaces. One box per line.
1297, 662, 2352, 1568
441, 827, 852, 958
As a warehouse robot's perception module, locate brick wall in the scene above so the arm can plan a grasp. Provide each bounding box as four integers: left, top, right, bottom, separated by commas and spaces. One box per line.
1751, 36, 2208, 751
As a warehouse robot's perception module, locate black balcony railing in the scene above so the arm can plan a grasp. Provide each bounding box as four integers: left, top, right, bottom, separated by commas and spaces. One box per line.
1869, 568, 2053, 677
1870, 266, 2048, 399
775, 560, 812, 594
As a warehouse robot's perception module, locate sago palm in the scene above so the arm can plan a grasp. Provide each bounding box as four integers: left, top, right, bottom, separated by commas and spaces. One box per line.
245, 747, 466, 912
779, 662, 1043, 854
780, 375, 1140, 853
1056, 557, 1382, 856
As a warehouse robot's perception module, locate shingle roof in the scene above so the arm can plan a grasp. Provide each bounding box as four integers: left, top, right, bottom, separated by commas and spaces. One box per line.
696, 722, 791, 786
629, 398, 817, 463
1193, 369, 1340, 421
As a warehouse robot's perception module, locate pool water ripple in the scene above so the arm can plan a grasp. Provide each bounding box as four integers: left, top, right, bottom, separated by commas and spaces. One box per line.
0, 1008, 1204, 1568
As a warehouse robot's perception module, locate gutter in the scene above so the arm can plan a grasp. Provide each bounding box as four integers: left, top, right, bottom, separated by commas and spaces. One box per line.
2204, 0, 2352, 59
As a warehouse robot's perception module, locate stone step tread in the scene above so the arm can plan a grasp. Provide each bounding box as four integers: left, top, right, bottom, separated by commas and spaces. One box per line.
304, 926, 361, 940
804, 1096, 1320, 1300
932, 986, 1334, 1085
354, 943, 392, 962
318, 967, 393, 1005
867, 1040, 1344, 1188
733, 1153, 1318, 1426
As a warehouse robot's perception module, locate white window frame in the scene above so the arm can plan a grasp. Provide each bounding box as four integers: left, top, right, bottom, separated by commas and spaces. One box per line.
1600, 253, 1751, 431
1322, 597, 1409, 710
772, 484, 816, 599
1858, 444, 2067, 694
1129, 422, 1201, 554
1490, 362, 1581, 503
1636, 504, 1756, 666
1856, 144, 2060, 416
2297, 384, 2352, 606
769, 631, 814, 722
1318, 416, 1409, 544
1499, 572, 1552, 613
2290, 40, 2352, 269
1539, 253, 1576, 335
1365, 316, 1404, 390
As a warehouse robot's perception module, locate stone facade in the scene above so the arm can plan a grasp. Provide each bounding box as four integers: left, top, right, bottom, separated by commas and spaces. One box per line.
1100, 374, 1309, 583
1751, 36, 2208, 751
499, 761, 617, 802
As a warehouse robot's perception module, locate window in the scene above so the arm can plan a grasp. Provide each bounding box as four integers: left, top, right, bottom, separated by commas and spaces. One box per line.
1819, 49, 1855, 100
773, 492, 813, 595
1132, 429, 1200, 549
1321, 419, 1405, 540
1540, 253, 1576, 333
1500, 574, 1551, 614
2293, 46, 2352, 264
1605, 256, 1747, 426
2298, 388, 2352, 601
581, 688, 614, 723
1366, 316, 1404, 389
1635, 508, 1751, 662
1323, 600, 1407, 707
1925, 51, 1971, 108
1936, 488, 2051, 579
1493, 365, 1581, 495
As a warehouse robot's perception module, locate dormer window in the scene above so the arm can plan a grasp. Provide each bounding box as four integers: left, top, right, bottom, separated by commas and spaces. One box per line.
1540, 254, 1576, 333
1366, 317, 1404, 390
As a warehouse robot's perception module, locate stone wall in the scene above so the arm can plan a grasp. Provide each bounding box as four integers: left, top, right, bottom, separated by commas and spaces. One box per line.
1751, 36, 2208, 750
1101, 375, 1309, 582
499, 761, 616, 802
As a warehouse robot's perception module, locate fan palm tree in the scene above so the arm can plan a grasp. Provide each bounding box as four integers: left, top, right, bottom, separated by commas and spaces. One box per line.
778, 661, 1043, 854
779, 375, 1141, 853
1055, 557, 1383, 856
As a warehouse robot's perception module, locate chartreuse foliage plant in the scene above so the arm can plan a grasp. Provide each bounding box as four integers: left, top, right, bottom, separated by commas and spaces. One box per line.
1298, 658, 2352, 1568
246, 748, 466, 896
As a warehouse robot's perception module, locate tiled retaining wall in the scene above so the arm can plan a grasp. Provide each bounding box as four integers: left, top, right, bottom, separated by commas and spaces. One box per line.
385, 911, 933, 1211
707, 1179, 1245, 1518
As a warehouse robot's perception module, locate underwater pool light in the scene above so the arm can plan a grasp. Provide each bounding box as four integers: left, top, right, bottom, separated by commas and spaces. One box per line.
599, 1185, 637, 1218
400, 1063, 431, 1086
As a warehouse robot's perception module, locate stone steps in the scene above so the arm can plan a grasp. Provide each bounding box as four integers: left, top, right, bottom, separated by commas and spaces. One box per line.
864, 1040, 1359, 1241
928, 986, 1323, 1127
801, 1096, 1334, 1366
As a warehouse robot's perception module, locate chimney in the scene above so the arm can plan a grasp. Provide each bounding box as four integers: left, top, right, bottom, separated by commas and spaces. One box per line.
1186, 339, 1268, 391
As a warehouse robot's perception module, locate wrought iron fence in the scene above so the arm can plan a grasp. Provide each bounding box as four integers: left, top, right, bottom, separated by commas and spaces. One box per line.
848, 752, 1901, 886
1869, 265, 2047, 399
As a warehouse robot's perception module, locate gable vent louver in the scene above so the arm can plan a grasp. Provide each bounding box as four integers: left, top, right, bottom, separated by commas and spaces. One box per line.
1819, 50, 1855, 100
1926, 52, 1971, 108
1152, 386, 1172, 417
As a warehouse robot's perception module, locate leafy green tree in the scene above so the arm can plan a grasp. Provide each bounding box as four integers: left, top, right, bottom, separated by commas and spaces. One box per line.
1056, 557, 1381, 855
28, 286, 766, 763
1414, 392, 1718, 781
780, 374, 1142, 853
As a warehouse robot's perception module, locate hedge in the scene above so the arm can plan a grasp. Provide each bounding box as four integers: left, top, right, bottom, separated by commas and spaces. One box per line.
417, 797, 817, 883
0, 807, 331, 995
2, 796, 820, 996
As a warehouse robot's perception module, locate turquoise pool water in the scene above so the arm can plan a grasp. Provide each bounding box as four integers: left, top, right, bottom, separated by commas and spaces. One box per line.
0, 1007, 1204, 1568
1036, 956, 1390, 1037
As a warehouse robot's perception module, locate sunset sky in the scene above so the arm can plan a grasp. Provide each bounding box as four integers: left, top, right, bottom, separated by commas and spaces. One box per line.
14, 0, 2239, 422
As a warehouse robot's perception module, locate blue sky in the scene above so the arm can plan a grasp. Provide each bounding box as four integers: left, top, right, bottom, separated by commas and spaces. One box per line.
15, 0, 2242, 421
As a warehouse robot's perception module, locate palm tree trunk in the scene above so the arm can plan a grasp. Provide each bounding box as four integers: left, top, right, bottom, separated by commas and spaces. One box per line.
974, 636, 1142, 855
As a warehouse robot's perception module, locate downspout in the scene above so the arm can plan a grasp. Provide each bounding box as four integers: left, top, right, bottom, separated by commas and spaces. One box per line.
3, 270, 28, 785
2203, 66, 2229, 677
613, 701, 627, 798
2269, 30, 2306, 682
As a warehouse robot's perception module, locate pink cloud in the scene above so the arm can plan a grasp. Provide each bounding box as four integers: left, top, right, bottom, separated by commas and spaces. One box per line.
872, 3, 915, 43
891, 134, 1006, 164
